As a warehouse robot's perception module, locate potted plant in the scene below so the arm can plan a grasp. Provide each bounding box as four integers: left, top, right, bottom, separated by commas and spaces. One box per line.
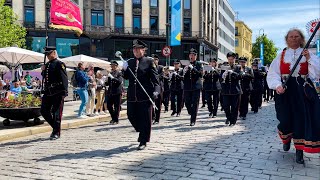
0, 94, 42, 126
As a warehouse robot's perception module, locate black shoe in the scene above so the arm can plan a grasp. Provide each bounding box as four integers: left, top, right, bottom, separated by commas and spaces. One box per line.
171, 112, 176, 116
225, 119, 229, 124
50, 134, 60, 140
229, 123, 235, 126
242, 117, 246, 120
283, 142, 291, 151
209, 112, 213, 117
176, 113, 180, 117
137, 143, 147, 150
153, 121, 159, 125
201, 105, 205, 108
110, 121, 119, 125
212, 115, 216, 118
296, 150, 304, 164
254, 111, 258, 114
190, 122, 195, 126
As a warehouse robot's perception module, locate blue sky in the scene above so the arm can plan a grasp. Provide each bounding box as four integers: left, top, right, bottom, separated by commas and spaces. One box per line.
228, 0, 320, 50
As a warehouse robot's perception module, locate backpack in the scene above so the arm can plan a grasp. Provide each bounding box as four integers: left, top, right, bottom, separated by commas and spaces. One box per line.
71, 71, 78, 88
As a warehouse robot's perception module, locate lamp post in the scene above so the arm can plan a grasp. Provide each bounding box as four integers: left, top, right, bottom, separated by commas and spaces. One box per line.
259, 29, 264, 66
166, 0, 170, 66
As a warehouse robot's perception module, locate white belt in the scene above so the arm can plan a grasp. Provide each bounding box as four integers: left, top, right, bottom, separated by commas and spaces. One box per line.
281, 74, 307, 79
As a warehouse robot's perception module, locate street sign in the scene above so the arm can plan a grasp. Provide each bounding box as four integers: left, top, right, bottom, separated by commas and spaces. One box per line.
162, 46, 172, 57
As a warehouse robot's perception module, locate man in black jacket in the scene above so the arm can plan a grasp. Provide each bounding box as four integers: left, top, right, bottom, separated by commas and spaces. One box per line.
250, 62, 264, 113
170, 60, 184, 117
162, 66, 171, 113
122, 39, 160, 150
106, 61, 123, 124
221, 52, 242, 126
41, 46, 68, 140
183, 48, 203, 126
203, 58, 221, 118
238, 57, 254, 120
151, 54, 163, 125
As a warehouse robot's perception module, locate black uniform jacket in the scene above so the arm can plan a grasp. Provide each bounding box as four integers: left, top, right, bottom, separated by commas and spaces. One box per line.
221, 64, 242, 95
106, 70, 123, 95
42, 58, 68, 96
123, 56, 160, 102
240, 66, 254, 92
183, 61, 203, 91
163, 74, 170, 92
156, 65, 164, 93
252, 69, 265, 91
203, 69, 222, 91
170, 68, 184, 91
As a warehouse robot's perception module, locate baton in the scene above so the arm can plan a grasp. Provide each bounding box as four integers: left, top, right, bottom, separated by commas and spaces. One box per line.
282, 21, 320, 88
115, 51, 158, 110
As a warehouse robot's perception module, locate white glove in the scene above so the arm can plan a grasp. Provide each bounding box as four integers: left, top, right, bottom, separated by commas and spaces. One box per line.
228, 70, 233, 73
188, 64, 193, 69
173, 71, 177, 75
183, 66, 189, 72
211, 67, 215, 71
108, 73, 114, 79
153, 92, 159, 99
123, 61, 128, 70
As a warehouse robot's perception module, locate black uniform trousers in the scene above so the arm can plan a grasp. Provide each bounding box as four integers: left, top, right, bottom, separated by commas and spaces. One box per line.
171, 90, 183, 114
162, 91, 170, 111
184, 89, 200, 123
152, 93, 163, 122
127, 101, 153, 143
205, 90, 220, 116
223, 95, 240, 124
107, 94, 122, 122
41, 95, 65, 135
250, 90, 262, 113
239, 91, 250, 117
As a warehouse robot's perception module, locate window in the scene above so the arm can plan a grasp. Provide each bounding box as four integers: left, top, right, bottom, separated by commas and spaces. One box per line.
184, 0, 191, 9
115, 14, 124, 32
4, 0, 12, 6
91, 10, 104, 26
150, 0, 158, 7
133, 16, 141, 34
31, 37, 46, 53
235, 38, 239, 47
235, 27, 238, 36
56, 38, 79, 58
150, 16, 158, 34
115, 0, 123, 4
24, 7, 35, 27
91, 39, 103, 57
133, 0, 141, 7
183, 18, 191, 36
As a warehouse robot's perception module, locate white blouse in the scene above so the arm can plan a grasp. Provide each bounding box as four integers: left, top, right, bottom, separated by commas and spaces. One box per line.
267, 47, 320, 90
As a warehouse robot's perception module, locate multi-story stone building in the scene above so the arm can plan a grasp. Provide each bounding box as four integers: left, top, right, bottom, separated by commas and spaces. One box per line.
235, 21, 252, 65
6, 0, 224, 64
217, 0, 235, 62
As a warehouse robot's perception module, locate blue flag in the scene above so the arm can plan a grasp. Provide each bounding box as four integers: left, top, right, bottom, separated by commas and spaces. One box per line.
170, 0, 181, 46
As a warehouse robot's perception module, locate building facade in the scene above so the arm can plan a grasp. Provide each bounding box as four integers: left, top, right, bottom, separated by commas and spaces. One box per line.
217, 0, 235, 62
235, 21, 252, 65
6, 0, 222, 65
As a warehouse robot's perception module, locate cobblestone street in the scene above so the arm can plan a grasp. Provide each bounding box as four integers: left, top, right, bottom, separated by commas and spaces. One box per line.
0, 101, 319, 180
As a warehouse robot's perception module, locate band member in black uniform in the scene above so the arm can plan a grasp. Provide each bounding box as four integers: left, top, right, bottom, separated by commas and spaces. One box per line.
221, 52, 242, 126
250, 62, 264, 113
106, 61, 123, 125
238, 57, 254, 120
170, 60, 184, 117
151, 54, 163, 125
201, 88, 206, 108
162, 66, 171, 113
203, 58, 221, 118
41, 46, 68, 140
183, 48, 203, 126
122, 39, 160, 150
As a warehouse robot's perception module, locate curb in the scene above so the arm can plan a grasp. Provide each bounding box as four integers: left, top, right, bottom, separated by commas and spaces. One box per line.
0, 110, 127, 142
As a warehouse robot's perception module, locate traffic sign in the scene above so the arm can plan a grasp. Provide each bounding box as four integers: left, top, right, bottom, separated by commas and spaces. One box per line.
162, 46, 172, 57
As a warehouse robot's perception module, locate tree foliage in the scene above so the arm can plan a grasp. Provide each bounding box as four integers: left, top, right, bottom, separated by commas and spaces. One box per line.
252, 35, 278, 65
0, 0, 27, 48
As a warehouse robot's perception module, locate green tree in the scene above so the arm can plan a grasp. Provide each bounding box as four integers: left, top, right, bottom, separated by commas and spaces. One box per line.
252, 34, 278, 65
0, 0, 27, 48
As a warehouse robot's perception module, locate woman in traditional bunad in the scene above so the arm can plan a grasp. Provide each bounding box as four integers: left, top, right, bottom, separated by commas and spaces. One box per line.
267, 28, 320, 164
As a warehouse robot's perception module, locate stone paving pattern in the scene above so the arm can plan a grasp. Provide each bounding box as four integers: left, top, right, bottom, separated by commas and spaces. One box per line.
0, 101, 319, 180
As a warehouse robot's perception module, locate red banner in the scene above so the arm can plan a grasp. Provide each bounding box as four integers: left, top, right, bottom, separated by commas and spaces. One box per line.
50, 0, 83, 35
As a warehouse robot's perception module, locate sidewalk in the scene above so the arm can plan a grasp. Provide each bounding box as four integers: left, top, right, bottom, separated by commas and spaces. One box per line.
0, 101, 127, 142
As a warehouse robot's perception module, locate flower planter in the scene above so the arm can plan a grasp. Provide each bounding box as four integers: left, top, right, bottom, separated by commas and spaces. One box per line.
0, 107, 42, 126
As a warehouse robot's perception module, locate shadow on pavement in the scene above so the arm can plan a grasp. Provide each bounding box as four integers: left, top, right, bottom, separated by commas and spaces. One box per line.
0, 137, 49, 147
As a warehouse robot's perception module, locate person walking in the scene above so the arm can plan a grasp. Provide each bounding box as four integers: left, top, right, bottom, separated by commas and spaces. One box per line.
86, 64, 96, 116
75, 62, 90, 118
170, 60, 184, 117
162, 67, 171, 113
250, 62, 264, 113
40, 46, 68, 140
151, 54, 164, 125
95, 70, 107, 115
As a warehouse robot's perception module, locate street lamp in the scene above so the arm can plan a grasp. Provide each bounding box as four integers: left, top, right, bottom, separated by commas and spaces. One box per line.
259, 29, 264, 66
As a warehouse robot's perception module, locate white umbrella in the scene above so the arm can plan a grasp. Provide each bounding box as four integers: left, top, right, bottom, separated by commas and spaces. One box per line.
0, 65, 9, 74
31, 67, 75, 72
61, 54, 110, 70
0, 47, 45, 64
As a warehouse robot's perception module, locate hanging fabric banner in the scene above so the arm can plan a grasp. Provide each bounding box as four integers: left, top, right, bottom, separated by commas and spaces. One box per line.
170, 0, 181, 46
50, 0, 83, 35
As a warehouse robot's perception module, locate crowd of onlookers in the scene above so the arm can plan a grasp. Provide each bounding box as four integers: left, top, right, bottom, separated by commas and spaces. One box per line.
0, 71, 42, 99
